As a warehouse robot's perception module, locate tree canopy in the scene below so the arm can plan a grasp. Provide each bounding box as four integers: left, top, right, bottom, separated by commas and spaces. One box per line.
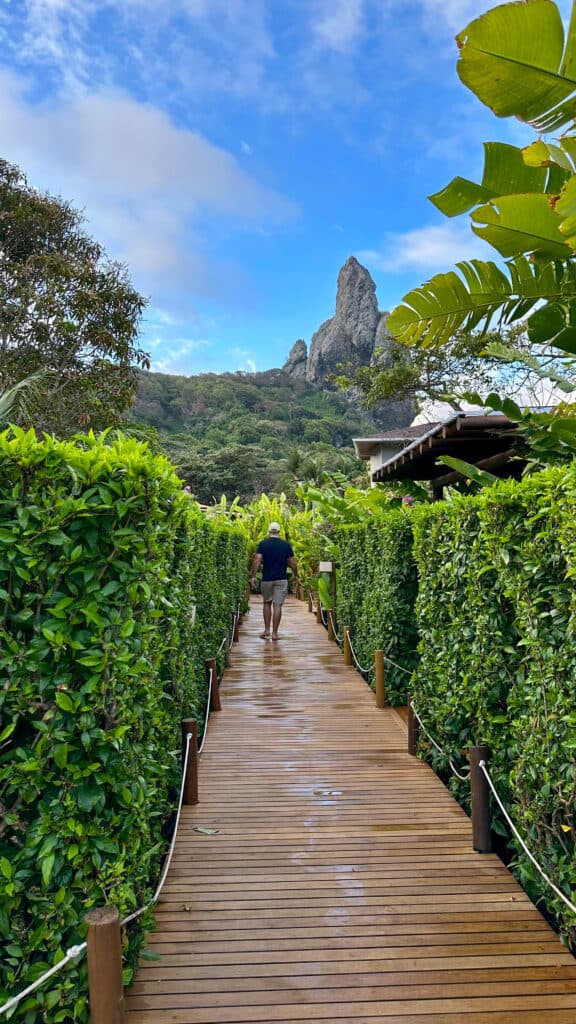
0, 159, 148, 434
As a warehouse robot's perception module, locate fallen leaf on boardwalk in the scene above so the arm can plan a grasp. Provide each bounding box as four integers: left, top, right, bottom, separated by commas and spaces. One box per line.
183, 904, 191, 912
193, 826, 219, 835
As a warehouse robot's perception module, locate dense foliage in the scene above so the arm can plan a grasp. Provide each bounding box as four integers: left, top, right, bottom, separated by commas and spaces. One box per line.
388, 0, 576, 463
411, 468, 576, 941
0, 430, 246, 1021
336, 513, 419, 704
0, 159, 148, 436
131, 369, 369, 501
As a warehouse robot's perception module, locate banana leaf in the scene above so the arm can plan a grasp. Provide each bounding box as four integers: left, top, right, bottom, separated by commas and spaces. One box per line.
456, 0, 576, 133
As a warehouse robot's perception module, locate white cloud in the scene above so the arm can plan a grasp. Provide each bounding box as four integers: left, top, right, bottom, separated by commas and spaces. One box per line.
0, 70, 297, 296
358, 222, 493, 274
240, 140, 253, 155
312, 0, 365, 53
149, 337, 212, 375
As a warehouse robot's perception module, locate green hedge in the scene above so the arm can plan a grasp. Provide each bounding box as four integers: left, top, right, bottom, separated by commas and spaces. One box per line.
336, 511, 419, 704
0, 429, 247, 1021
412, 466, 576, 942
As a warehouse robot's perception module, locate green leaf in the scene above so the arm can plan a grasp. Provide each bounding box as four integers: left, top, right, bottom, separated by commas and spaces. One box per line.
0, 857, 13, 879
0, 722, 16, 744
430, 142, 550, 217
41, 853, 55, 888
192, 827, 219, 835
437, 455, 499, 487
456, 0, 576, 133
55, 691, 75, 712
471, 194, 569, 259
388, 256, 576, 349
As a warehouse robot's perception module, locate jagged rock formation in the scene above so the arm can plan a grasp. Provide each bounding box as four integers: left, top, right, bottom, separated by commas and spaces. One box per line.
282, 339, 308, 379
283, 256, 415, 429
306, 257, 380, 386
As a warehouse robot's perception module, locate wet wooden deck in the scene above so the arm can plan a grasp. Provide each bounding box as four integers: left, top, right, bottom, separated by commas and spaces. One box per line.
126, 597, 576, 1023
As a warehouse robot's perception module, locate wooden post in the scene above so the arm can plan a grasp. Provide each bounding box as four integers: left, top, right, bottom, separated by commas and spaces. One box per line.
85, 906, 125, 1024
407, 695, 420, 755
343, 628, 352, 666
206, 657, 221, 712
233, 615, 240, 643
330, 570, 338, 638
469, 745, 492, 853
182, 718, 198, 805
307, 591, 313, 613
374, 650, 385, 709
327, 612, 335, 642
316, 599, 322, 625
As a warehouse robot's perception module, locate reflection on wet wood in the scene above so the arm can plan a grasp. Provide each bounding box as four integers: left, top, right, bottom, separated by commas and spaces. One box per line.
126, 597, 576, 1024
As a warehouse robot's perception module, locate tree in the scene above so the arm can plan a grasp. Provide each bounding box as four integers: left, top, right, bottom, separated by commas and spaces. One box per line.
386, 0, 576, 462
0, 159, 148, 434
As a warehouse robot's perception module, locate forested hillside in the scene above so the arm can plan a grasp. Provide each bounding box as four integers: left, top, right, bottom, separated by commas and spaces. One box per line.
131, 369, 371, 501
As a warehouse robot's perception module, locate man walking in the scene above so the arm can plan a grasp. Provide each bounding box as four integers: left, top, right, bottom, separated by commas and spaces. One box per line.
251, 522, 298, 640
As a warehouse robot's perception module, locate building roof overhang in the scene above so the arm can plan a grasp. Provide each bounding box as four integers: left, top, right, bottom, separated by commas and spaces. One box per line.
371, 412, 521, 483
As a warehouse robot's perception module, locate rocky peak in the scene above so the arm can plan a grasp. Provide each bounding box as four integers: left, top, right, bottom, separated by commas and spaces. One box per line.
281, 255, 415, 429
305, 256, 381, 387
282, 339, 307, 379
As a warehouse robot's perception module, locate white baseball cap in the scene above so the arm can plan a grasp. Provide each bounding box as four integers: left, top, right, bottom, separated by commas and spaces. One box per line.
268, 521, 281, 533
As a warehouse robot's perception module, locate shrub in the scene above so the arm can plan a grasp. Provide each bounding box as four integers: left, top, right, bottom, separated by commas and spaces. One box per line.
336, 510, 418, 704
0, 429, 246, 1021
412, 467, 576, 942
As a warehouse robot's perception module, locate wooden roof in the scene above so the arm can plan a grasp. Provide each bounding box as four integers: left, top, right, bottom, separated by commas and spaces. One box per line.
372, 412, 523, 484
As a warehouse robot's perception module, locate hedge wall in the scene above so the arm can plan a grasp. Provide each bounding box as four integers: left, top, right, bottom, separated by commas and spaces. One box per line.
412, 466, 576, 942
336, 511, 419, 704
0, 429, 247, 1021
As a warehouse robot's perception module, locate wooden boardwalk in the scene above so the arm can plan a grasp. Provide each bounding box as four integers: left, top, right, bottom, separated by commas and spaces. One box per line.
126, 597, 576, 1024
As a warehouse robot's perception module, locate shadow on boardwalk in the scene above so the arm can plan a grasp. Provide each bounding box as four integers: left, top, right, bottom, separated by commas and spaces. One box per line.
126, 597, 576, 1024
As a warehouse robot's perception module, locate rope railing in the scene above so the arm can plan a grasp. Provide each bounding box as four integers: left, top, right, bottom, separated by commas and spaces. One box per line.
0, 943, 87, 1018
347, 631, 374, 676
327, 611, 343, 644
409, 699, 470, 782
198, 667, 215, 756
479, 760, 576, 917
320, 606, 328, 627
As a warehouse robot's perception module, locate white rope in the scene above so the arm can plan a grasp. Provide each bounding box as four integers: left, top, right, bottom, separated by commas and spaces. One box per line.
121, 731, 193, 927
198, 668, 215, 756
0, 944, 87, 1018
381, 652, 413, 677
320, 606, 328, 627
479, 760, 576, 917
216, 633, 229, 655
328, 611, 343, 643
410, 700, 470, 782
347, 632, 373, 675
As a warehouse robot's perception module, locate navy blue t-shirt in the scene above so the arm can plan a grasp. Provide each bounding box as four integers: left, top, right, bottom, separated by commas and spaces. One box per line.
257, 538, 294, 581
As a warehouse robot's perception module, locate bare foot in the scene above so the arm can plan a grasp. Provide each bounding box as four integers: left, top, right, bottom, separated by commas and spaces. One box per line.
271, 634, 279, 641
260, 632, 271, 639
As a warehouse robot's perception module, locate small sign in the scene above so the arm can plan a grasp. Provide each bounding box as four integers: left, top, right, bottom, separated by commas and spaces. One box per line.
319, 561, 333, 572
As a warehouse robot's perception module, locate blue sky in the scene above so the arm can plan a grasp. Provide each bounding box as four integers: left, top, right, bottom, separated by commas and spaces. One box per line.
0, 0, 571, 375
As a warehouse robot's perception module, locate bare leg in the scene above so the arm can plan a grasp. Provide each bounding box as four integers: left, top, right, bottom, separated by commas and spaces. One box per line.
272, 603, 282, 639
262, 601, 272, 637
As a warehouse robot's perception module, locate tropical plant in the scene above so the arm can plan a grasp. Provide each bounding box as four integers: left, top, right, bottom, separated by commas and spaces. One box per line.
0, 371, 55, 427
387, 0, 576, 461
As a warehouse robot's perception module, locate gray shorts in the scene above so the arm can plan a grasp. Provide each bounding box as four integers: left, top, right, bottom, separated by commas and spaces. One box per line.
261, 579, 288, 605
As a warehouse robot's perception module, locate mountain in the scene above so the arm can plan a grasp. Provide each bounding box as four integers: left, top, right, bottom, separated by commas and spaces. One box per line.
131, 368, 373, 502
283, 256, 415, 429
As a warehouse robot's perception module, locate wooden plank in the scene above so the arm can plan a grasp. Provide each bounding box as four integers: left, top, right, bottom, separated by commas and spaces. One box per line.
125, 598, 576, 1023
